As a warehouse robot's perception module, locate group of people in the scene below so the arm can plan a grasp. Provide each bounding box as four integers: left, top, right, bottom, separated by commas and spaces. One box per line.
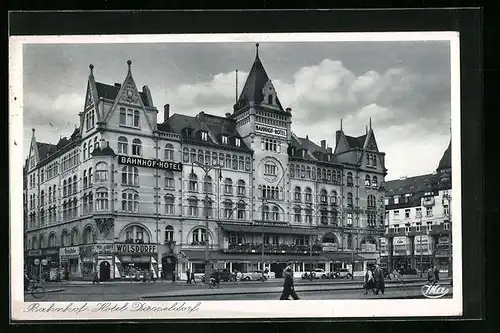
363, 264, 386, 295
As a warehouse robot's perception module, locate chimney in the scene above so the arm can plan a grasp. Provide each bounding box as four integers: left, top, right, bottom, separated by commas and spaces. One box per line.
142, 85, 153, 106
114, 83, 121, 88
321, 140, 326, 149
225, 112, 231, 118
327, 147, 332, 153
286, 107, 292, 113
163, 104, 170, 121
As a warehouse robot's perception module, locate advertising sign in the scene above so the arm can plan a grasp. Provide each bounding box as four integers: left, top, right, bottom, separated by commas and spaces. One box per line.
322, 242, 338, 252
28, 249, 42, 257
255, 123, 287, 138
95, 243, 114, 254
115, 243, 157, 254
118, 155, 182, 171
59, 246, 80, 257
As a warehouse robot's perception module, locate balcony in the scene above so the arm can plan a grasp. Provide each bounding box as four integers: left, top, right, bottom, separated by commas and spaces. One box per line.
221, 243, 323, 255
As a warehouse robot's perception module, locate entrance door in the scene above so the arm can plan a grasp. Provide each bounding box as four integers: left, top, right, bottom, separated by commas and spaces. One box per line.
271, 263, 287, 278
99, 261, 111, 281
162, 256, 175, 280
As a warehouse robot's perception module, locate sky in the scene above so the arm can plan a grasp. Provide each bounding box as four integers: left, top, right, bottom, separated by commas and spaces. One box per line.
22, 40, 452, 181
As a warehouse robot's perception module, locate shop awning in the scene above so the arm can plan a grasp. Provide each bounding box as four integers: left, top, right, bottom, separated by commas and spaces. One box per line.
219, 223, 320, 236
182, 250, 336, 263
321, 252, 365, 262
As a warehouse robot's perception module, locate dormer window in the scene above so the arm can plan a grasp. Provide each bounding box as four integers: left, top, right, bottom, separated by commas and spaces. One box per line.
222, 136, 228, 144
201, 132, 208, 141
235, 138, 241, 147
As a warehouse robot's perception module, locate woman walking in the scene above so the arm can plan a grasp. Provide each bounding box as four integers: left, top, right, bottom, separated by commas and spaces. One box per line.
363, 267, 375, 295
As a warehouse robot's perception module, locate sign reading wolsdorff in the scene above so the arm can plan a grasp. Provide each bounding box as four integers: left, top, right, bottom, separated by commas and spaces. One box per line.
255, 123, 287, 138
115, 243, 157, 254
117, 155, 182, 171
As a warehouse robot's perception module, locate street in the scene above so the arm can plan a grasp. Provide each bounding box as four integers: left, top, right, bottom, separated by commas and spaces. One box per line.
25, 277, 452, 302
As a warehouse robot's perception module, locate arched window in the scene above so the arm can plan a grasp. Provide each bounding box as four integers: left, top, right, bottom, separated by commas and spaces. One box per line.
122, 190, 139, 213
165, 225, 174, 242
262, 205, 270, 220
198, 149, 204, 163
48, 232, 56, 247
336, 171, 342, 184
83, 170, 88, 188
165, 170, 175, 189
237, 201, 246, 220
272, 206, 280, 221
365, 174, 371, 186
165, 194, 175, 215
294, 186, 301, 202
132, 138, 142, 156
347, 233, 353, 249
294, 206, 301, 223
327, 170, 332, 181
183, 148, 189, 163
203, 197, 213, 218
225, 154, 231, 168
88, 167, 93, 186
88, 192, 93, 213
367, 195, 376, 208
191, 227, 209, 244
82, 226, 93, 244
32, 235, 37, 249
122, 224, 150, 243
347, 172, 353, 186
212, 152, 218, 165
305, 187, 312, 202
322, 169, 327, 180
232, 155, 238, 169
40, 190, 45, 206
188, 197, 198, 216
237, 180, 245, 196
205, 151, 211, 165
372, 176, 378, 187
133, 110, 140, 127
306, 166, 311, 178
203, 175, 213, 193
224, 178, 233, 195
188, 173, 198, 192
320, 208, 328, 225
119, 107, 127, 125
121, 166, 139, 185
63, 179, 67, 197
320, 189, 328, 204
347, 192, 353, 207
322, 232, 338, 244
190, 149, 196, 163
88, 139, 93, 157
118, 136, 128, 154
83, 142, 87, 160
219, 152, 225, 167
305, 208, 312, 224
70, 228, 79, 246
39, 234, 45, 248
95, 162, 109, 182
61, 230, 69, 247
238, 156, 244, 170
95, 187, 109, 211
224, 200, 233, 219
301, 165, 306, 178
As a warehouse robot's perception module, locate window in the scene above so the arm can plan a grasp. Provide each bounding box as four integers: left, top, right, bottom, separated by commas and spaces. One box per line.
63, 180, 67, 197
346, 213, 353, 226
70, 228, 79, 246
132, 138, 142, 156
95, 162, 109, 182
40, 190, 45, 206
394, 196, 399, 204
444, 220, 450, 230
262, 205, 270, 220
367, 195, 376, 208
224, 200, 233, 219
237, 202, 245, 220
426, 206, 433, 217
225, 154, 231, 167
229, 233, 244, 244
120, 108, 126, 125
122, 190, 139, 213
416, 207, 422, 218
405, 223, 411, 233
212, 152, 218, 165
120, 108, 140, 128
347, 192, 353, 207
426, 222, 433, 231
416, 222, 422, 232
367, 213, 376, 228
118, 136, 128, 154
40, 169, 45, 183
188, 197, 198, 216
394, 224, 400, 233
191, 228, 209, 244
305, 188, 312, 202
88, 192, 93, 213
205, 151, 211, 165
188, 173, 198, 192
272, 206, 280, 221
304, 208, 312, 224
95, 188, 109, 211
83, 170, 88, 188
83, 143, 88, 160
347, 172, 353, 186
237, 180, 245, 196
394, 210, 400, 219
224, 178, 233, 195
235, 138, 241, 147
198, 150, 204, 164
262, 138, 278, 152
443, 202, 450, 216
48, 233, 57, 247
372, 176, 378, 187
238, 156, 244, 170
201, 131, 208, 141
183, 148, 189, 163
347, 234, 353, 249
191, 149, 197, 163
222, 136, 228, 144
331, 191, 338, 206
133, 110, 140, 127
320, 189, 327, 204
85, 110, 95, 130
165, 225, 174, 242
294, 206, 301, 223
405, 209, 410, 219
204, 197, 213, 218
294, 236, 309, 246
365, 175, 371, 186
165, 195, 175, 215
122, 225, 149, 243
122, 166, 139, 185
294, 187, 301, 202
165, 171, 175, 189
320, 209, 328, 225
306, 166, 311, 179
264, 163, 277, 176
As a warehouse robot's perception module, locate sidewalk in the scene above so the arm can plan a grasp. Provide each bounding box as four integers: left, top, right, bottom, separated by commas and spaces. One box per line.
140, 280, 452, 299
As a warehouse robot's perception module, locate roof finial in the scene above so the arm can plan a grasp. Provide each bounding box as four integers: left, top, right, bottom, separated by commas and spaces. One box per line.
89, 64, 94, 76
366, 125, 368, 135
369, 117, 372, 130
255, 43, 260, 59
340, 118, 343, 131
31, 128, 35, 134
127, 60, 132, 71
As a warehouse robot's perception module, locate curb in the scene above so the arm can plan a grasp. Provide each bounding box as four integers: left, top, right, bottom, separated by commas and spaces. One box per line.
25, 288, 66, 295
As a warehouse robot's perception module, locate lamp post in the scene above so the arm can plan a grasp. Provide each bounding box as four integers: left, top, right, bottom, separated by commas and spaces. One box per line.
442, 193, 452, 278
192, 161, 222, 284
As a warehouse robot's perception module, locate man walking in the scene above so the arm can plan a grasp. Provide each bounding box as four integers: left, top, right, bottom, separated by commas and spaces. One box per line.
186, 268, 191, 284
280, 267, 300, 300
373, 264, 385, 295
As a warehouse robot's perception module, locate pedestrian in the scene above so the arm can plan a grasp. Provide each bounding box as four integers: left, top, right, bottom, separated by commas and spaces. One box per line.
191, 271, 196, 283
373, 264, 385, 295
186, 268, 191, 284
150, 269, 156, 283
280, 267, 300, 300
92, 270, 99, 284
427, 266, 438, 285
433, 265, 440, 283
363, 267, 375, 295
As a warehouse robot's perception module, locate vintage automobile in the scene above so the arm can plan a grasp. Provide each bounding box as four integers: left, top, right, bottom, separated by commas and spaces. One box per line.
240, 270, 275, 281
332, 268, 353, 279
301, 268, 329, 280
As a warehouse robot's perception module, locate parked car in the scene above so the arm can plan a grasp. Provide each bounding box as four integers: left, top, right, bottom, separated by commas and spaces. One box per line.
201, 269, 236, 283
301, 268, 329, 279
332, 268, 353, 279
240, 270, 273, 281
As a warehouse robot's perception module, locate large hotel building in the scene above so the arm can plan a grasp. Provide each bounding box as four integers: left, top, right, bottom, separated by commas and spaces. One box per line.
24, 46, 388, 281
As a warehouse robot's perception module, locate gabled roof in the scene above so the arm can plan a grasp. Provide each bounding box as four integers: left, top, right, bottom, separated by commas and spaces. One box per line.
288, 133, 339, 164
234, 44, 284, 112
385, 174, 437, 196
345, 134, 366, 150
36, 142, 58, 160
437, 141, 451, 170
95, 82, 151, 107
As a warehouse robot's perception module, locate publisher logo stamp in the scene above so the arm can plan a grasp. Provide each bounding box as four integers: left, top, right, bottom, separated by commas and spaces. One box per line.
421, 283, 450, 299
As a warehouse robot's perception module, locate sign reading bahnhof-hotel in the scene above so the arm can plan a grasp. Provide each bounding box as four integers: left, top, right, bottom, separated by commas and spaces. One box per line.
255, 123, 287, 138
118, 156, 183, 171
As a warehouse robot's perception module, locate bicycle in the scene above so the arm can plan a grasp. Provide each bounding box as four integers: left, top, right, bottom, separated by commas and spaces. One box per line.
390, 273, 411, 295
26, 280, 45, 299
208, 278, 222, 289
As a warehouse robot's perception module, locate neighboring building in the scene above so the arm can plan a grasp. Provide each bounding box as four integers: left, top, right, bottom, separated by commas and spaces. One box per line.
24, 46, 387, 281
380, 142, 452, 274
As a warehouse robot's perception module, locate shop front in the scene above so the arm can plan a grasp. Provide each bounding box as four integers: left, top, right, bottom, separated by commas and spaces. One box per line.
114, 243, 158, 280
59, 246, 81, 279
435, 235, 451, 271
42, 247, 60, 281
26, 249, 42, 278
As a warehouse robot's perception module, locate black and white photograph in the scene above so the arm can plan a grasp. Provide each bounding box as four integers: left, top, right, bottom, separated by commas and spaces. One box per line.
9, 32, 462, 320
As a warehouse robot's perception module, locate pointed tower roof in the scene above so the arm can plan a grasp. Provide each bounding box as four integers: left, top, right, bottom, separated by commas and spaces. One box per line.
234, 43, 284, 112
437, 140, 451, 170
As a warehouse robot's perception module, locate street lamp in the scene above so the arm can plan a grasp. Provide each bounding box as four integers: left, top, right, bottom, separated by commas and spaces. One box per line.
192, 161, 222, 284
